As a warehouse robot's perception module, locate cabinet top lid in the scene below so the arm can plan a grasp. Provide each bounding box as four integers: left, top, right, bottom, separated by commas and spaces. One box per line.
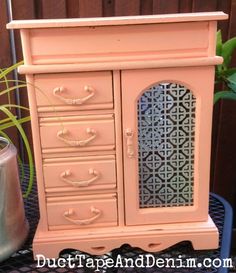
7, 12, 227, 29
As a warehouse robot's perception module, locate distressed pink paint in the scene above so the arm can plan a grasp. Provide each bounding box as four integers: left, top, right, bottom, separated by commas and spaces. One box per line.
7, 12, 227, 258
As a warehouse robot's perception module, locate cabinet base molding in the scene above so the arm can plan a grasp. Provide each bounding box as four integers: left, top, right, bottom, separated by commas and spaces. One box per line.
33, 215, 218, 258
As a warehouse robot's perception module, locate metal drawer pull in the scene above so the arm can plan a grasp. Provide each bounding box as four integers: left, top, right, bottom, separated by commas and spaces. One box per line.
57, 128, 96, 146
53, 85, 95, 105
125, 128, 135, 158
63, 207, 102, 225
60, 168, 100, 187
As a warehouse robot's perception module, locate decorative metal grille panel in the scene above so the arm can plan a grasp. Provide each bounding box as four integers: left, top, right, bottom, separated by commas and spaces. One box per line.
138, 83, 196, 208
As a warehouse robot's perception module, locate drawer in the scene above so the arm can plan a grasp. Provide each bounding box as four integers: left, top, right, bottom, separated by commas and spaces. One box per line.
40, 114, 115, 154
28, 22, 209, 65
47, 194, 117, 230
44, 155, 116, 193
34, 71, 113, 112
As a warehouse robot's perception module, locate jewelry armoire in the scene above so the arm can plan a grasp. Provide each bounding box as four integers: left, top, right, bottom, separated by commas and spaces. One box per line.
7, 11, 227, 258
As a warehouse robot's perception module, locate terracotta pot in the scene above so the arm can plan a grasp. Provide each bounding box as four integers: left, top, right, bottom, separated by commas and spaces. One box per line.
0, 137, 29, 262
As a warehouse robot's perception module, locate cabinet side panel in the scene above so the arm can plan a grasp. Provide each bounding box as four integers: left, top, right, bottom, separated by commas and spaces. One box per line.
25, 75, 48, 231
208, 21, 217, 57
20, 29, 32, 64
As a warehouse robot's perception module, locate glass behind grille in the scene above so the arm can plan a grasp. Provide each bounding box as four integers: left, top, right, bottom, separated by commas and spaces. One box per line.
138, 83, 196, 208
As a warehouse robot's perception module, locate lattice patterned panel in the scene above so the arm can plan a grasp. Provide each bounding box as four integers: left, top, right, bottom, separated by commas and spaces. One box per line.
138, 83, 196, 208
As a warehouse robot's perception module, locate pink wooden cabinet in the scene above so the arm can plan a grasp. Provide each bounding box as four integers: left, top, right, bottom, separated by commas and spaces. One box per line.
7, 12, 227, 258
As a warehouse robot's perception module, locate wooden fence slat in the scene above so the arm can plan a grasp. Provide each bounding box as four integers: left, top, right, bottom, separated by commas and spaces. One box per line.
211, 100, 236, 225
10, 0, 36, 99
140, 0, 153, 15
103, 0, 115, 17
0, 0, 12, 67
210, 0, 231, 194
179, 0, 192, 13
211, 0, 236, 228
192, 0, 218, 12
11, 0, 36, 161
66, 0, 80, 18
11, 0, 36, 62
11, 0, 35, 20
0, 0, 21, 151
216, 0, 231, 40
229, 0, 236, 38
114, 0, 140, 16
228, 0, 236, 66
78, 0, 103, 17
41, 0, 67, 19
153, 0, 179, 14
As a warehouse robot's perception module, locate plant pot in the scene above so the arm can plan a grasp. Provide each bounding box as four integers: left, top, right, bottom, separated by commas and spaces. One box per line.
0, 137, 29, 262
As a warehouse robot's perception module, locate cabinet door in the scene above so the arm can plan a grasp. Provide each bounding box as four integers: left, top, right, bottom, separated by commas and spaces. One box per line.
121, 67, 214, 225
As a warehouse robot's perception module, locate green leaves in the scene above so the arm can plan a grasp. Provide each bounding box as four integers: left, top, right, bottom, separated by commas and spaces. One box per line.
227, 73, 236, 91
0, 115, 30, 131
0, 61, 34, 198
0, 61, 23, 80
222, 37, 236, 69
214, 91, 236, 104
216, 30, 236, 71
216, 30, 222, 57
0, 84, 27, 96
215, 30, 236, 104
216, 31, 223, 74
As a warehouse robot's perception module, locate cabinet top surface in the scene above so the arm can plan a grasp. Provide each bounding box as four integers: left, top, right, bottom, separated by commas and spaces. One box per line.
7, 12, 227, 29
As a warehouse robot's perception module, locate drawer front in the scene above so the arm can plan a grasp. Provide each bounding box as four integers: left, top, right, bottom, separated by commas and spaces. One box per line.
47, 195, 117, 229
34, 72, 113, 112
29, 22, 209, 65
44, 156, 116, 192
40, 115, 115, 153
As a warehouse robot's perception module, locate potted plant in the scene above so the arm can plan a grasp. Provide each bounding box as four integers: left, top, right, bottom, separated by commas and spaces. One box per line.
0, 61, 34, 262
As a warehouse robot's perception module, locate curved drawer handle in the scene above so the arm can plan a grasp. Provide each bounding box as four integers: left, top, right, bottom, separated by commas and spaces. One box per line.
63, 207, 102, 225
57, 128, 96, 146
53, 85, 95, 105
60, 168, 100, 187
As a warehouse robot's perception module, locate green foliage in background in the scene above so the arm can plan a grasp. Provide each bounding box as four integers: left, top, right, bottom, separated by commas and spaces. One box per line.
0, 61, 34, 198
215, 30, 236, 103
